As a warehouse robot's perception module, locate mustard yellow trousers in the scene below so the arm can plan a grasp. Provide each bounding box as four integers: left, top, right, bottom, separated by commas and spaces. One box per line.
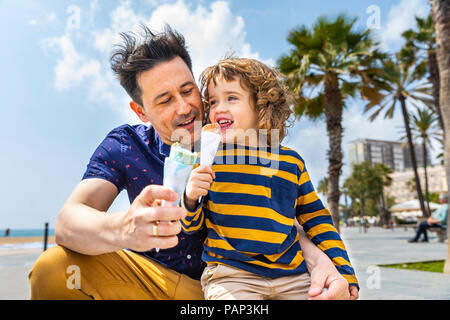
28, 245, 204, 300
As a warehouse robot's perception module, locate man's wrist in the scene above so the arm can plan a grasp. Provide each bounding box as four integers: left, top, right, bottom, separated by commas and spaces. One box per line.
305, 252, 332, 273
109, 211, 131, 251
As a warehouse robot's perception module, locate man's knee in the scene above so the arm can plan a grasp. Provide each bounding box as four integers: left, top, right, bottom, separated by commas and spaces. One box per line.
418, 221, 428, 229
29, 245, 91, 300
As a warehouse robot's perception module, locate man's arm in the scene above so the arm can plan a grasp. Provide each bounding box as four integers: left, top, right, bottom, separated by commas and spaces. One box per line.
428, 206, 447, 225
55, 179, 185, 256
296, 222, 357, 300
55, 179, 123, 255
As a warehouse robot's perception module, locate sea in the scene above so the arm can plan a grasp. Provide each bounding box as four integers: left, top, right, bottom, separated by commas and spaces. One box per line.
0, 229, 56, 251
0, 229, 55, 238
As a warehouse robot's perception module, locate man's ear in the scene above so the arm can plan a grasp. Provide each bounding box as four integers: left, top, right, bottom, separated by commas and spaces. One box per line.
130, 101, 150, 123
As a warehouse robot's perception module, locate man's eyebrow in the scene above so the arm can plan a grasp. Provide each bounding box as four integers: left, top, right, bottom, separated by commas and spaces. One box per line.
153, 81, 195, 104
180, 81, 195, 88
153, 90, 170, 104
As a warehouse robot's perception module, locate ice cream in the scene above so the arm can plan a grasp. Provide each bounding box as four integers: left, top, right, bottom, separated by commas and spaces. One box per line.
162, 142, 198, 206
200, 123, 222, 166
198, 123, 222, 203
169, 142, 198, 165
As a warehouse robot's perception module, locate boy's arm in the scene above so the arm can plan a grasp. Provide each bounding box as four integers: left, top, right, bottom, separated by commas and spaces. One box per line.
180, 191, 205, 234
180, 165, 214, 233
296, 166, 359, 290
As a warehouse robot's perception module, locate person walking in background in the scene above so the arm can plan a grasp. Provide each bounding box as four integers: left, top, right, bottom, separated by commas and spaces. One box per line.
408, 193, 448, 243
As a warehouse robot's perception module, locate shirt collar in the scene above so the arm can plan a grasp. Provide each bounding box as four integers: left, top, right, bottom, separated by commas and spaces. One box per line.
148, 125, 171, 158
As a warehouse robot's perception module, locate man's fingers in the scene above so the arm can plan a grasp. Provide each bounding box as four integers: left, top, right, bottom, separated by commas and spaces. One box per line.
149, 235, 179, 249
141, 206, 186, 223
138, 185, 177, 206
349, 286, 359, 300
136, 235, 179, 251
308, 289, 333, 300
308, 270, 326, 298
308, 276, 349, 300
144, 220, 182, 237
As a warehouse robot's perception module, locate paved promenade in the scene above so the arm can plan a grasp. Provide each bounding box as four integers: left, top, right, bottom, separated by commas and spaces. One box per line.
341, 226, 450, 299
0, 227, 449, 300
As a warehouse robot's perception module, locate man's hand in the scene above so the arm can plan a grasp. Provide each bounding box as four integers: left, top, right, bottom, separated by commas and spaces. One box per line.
120, 185, 187, 252
295, 222, 357, 300
307, 258, 353, 300
349, 285, 359, 300
426, 216, 439, 225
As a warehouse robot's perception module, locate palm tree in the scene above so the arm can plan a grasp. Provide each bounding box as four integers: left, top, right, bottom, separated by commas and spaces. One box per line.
317, 177, 328, 198
364, 46, 433, 219
372, 163, 393, 227
411, 108, 441, 216
344, 162, 387, 233
402, 14, 445, 133
278, 14, 385, 232
430, 0, 450, 275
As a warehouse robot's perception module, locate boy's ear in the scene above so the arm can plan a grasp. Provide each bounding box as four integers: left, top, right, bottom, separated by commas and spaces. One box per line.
130, 101, 150, 123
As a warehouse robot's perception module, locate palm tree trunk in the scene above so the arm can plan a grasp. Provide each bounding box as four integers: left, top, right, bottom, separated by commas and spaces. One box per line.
422, 138, 431, 216
399, 95, 427, 217
430, 0, 450, 275
360, 196, 367, 233
428, 50, 445, 133
377, 193, 388, 227
324, 74, 343, 233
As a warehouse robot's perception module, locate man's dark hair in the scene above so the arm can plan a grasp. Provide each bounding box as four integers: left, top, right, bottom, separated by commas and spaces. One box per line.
111, 25, 193, 105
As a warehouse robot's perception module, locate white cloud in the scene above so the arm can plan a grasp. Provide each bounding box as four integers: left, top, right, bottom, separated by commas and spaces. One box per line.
28, 10, 57, 27
93, 0, 266, 81
88, 0, 99, 27
41, 34, 101, 90
93, 1, 144, 54
376, 0, 429, 51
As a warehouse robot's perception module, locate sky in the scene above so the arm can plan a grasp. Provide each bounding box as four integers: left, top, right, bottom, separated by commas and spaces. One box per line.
0, 0, 433, 229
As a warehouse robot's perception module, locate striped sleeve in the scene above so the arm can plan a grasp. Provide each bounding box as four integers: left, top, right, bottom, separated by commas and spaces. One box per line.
295, 160, 359, 289
180, 192, 205, 234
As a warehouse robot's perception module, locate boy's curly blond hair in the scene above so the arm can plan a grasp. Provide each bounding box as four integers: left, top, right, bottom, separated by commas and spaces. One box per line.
200, 57, 293, 144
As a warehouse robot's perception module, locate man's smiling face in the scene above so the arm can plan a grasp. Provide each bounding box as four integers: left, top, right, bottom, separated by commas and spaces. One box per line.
130, 56, 203, 147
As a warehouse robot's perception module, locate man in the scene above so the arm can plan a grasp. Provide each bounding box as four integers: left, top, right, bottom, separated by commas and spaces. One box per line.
408, 193, 448, 243
29, 26, 357, 300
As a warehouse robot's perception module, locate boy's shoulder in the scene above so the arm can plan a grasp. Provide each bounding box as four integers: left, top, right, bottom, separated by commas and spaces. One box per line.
278, 145, 306, 172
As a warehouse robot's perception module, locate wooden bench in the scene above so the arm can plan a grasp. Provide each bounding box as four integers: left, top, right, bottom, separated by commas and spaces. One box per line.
428, 227, 448, 243
390, 223, 417, 231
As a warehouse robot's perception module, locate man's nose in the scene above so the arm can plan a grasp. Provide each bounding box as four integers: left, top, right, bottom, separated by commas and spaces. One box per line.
176, 96, 191, 115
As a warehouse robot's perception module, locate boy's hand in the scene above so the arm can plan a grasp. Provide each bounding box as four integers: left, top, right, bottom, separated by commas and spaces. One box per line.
185, 165, 215, 209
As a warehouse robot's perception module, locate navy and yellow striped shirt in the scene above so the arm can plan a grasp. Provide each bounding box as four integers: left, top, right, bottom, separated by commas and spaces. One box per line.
181, 143, 358, 287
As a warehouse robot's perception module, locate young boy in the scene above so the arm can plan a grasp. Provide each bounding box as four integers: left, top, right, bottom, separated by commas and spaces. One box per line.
181, 57, 358, 300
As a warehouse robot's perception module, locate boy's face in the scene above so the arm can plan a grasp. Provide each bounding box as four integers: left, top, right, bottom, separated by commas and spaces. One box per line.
207, 78, 259, 145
